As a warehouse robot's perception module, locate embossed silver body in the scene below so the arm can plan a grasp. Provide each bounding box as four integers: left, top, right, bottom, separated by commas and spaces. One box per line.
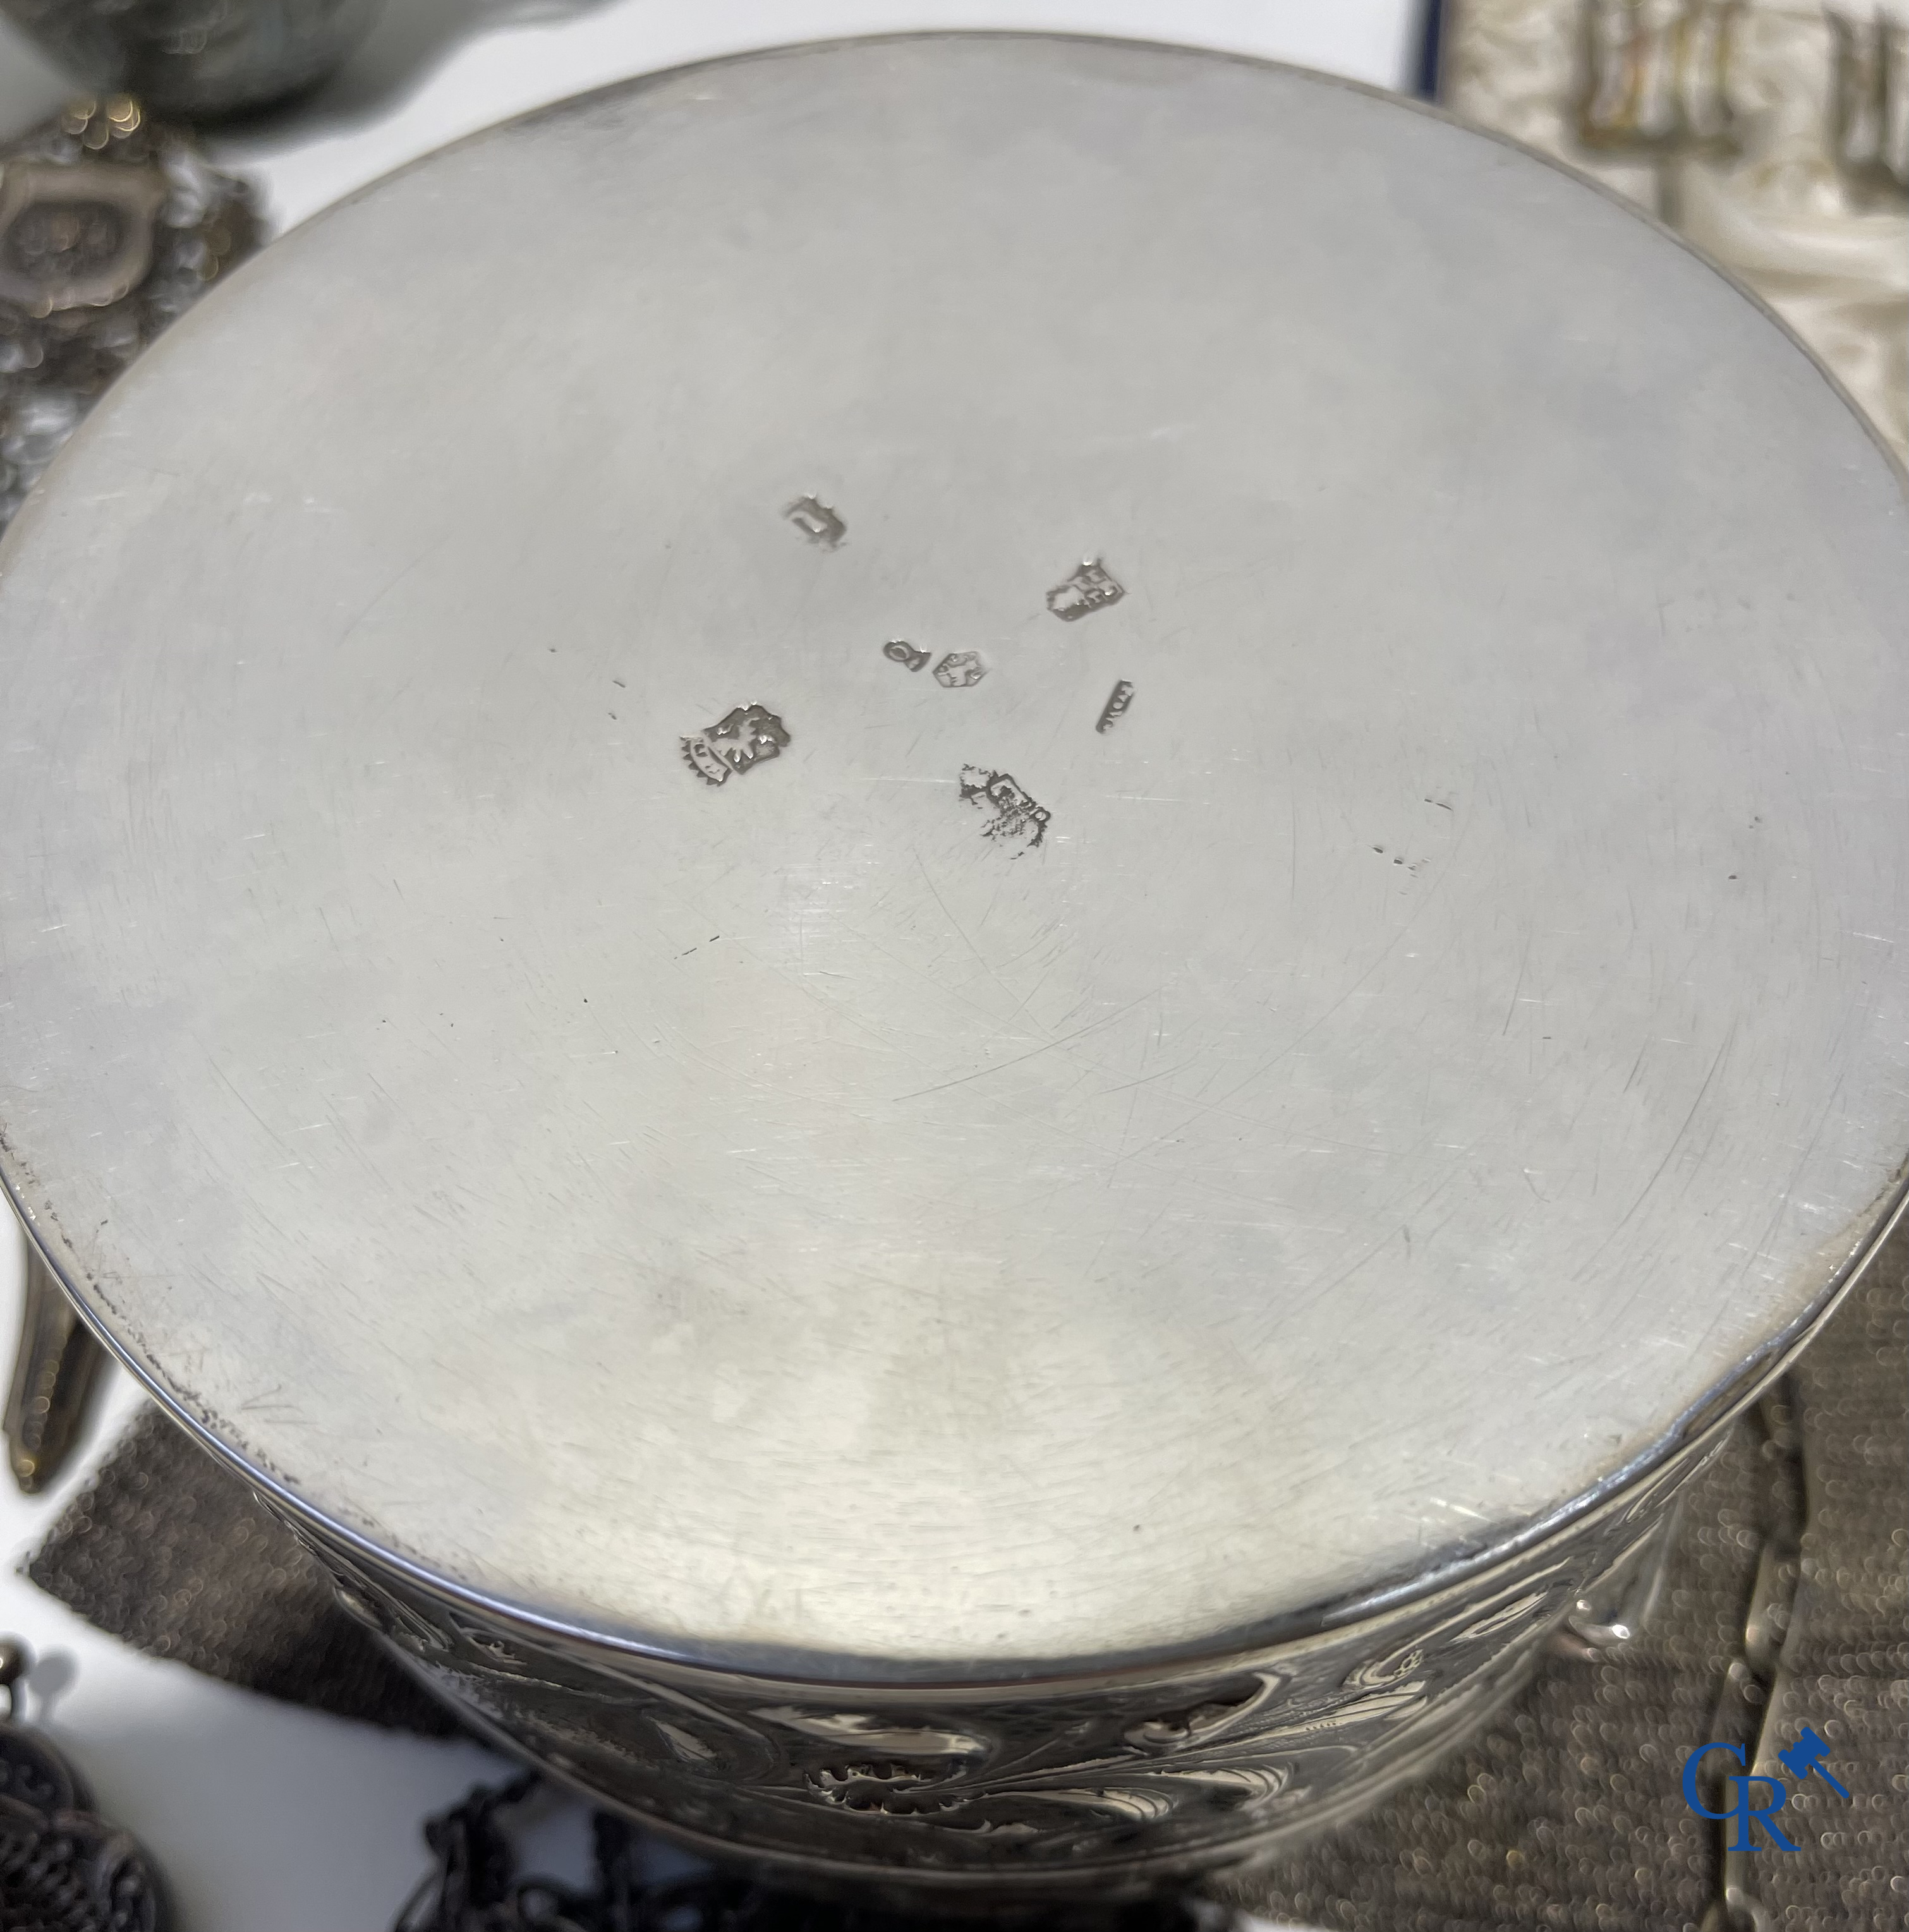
1, 35, 1906, 1897
301, 1430, 1712, 1893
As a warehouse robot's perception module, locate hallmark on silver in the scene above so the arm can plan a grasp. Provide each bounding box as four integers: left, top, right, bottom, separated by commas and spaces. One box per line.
682, 704, 790, 786
883, 641, 930, 672
784, 495, 845, 548
959, 766, 1050, 848
932, 652, 987, 689
1096, 680, 1136, 732
1046, 558, 1124, 620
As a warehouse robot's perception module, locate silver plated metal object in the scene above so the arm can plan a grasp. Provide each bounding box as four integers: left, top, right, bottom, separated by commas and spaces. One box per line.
0, 33, 1906, 1897
0, 0, 385, 119
0, 93, 259, 536
0, 1637, 168, 1928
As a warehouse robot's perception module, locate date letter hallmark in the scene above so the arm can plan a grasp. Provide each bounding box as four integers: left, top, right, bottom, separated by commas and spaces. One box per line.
785, 495, 845, 548
1046, 558, 1124, 621
960, 766, 1050, 850
1096, 680, 1135, 733
682, 704, 791, 787
932, 652, 987, 689
883, 641, 930, 672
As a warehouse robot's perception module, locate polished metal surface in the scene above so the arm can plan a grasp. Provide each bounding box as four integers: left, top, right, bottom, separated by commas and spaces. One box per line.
0, 31, 1906, 1887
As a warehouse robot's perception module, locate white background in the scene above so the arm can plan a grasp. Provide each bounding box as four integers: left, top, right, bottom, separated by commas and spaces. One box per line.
0, 5, 1415, 1926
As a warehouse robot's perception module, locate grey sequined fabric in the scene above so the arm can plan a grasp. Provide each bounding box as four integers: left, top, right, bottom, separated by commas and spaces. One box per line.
27, 1406, 456, 1737
1218, 1247, 1907, 1931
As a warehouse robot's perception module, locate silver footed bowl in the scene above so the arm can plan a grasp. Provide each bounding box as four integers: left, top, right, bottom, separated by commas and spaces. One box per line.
1, 33, 1905, 1899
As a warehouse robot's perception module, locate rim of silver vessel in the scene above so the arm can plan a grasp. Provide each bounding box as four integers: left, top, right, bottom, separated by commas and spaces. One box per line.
20, 1180, 1906, 1692
3, 30, 1906, 1693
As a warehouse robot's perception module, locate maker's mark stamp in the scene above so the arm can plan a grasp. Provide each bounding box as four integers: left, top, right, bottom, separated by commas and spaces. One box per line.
960, 766, 1050, 849
932, 652, 987, 689
883, 641, 930, 672
1046, 558, 1124, 621
784, 495, 845, 548
682, 704, 790, 787
1096, 680, 1135, 733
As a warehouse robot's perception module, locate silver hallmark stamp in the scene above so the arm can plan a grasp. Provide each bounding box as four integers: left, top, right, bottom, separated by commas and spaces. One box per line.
1096, 680, 1136, 732
959, 765, 1050, 848
682, 704, 791, 786
932, 651, 987, 688
883, 641, 930, 672
1046, 558, 1124, 620
784, 495, 845, 548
